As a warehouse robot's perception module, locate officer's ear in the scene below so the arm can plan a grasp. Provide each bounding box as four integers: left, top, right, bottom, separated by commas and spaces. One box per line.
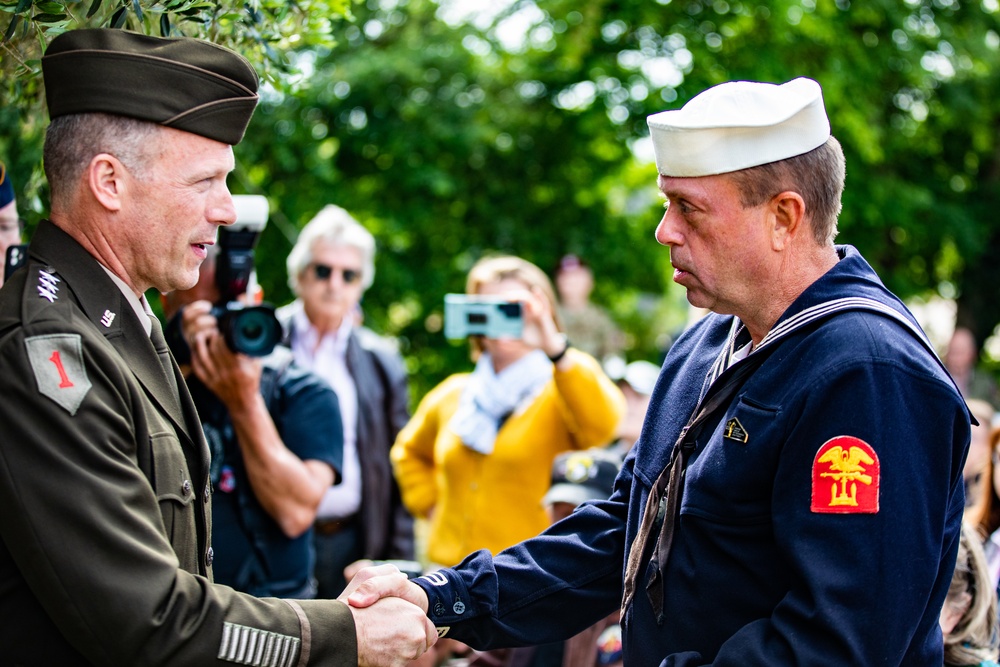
87, 153, 130, 213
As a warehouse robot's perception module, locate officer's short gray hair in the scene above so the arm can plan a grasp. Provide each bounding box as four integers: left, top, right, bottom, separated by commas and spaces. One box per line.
43, 113, 158, 207
286, 204, 376, 295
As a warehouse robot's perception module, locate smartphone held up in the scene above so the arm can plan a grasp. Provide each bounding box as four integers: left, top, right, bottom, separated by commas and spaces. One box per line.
444, 294, 524, 340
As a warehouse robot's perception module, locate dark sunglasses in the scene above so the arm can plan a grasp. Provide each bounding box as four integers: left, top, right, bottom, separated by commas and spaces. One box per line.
311, 263, 362, 285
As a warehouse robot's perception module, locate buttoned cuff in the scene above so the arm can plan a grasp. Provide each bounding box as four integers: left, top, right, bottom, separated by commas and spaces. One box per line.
413, 568, 475, 637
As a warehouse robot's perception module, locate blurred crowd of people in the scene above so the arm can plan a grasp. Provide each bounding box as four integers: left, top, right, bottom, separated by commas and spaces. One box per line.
171, 219, 661, 664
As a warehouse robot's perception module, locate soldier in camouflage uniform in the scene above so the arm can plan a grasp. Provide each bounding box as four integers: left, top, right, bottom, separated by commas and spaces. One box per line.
554, 255, 624, 363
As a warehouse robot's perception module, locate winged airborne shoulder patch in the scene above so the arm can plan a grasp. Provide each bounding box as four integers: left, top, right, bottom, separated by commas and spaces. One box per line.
25, 334, 92, 416
810, 435, 880, 514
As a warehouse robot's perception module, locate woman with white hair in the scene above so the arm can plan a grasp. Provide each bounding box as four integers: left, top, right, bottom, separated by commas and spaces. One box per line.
277, 204, 413, 597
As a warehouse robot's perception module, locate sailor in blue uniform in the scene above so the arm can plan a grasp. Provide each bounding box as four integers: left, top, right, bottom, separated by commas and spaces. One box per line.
348, 77, 973, 666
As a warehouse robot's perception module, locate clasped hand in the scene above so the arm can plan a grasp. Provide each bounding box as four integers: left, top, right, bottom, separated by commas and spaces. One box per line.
338, 563, 436, 667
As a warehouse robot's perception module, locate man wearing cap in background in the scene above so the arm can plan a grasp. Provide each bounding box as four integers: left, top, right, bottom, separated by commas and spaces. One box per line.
553, 254, 624, 364
0, 160, 24, 287
0, 28, 433, 666
346, 77, 972, 664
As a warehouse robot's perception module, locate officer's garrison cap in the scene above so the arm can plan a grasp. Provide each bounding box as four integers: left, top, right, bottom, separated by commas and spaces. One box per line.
42, 28, 259, 146
647, 77, 831, 177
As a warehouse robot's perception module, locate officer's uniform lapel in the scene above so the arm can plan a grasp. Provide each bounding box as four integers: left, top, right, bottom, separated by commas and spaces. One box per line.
111, 307, 187, 424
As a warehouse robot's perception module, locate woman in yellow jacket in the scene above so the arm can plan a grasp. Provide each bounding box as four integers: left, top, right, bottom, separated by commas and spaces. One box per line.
391, 255, 626, 568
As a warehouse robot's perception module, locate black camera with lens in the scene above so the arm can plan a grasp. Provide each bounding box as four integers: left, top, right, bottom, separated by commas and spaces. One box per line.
211, 195, 283, 357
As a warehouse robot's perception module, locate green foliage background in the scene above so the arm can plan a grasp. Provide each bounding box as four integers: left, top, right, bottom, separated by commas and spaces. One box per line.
4, 0, 1000, 401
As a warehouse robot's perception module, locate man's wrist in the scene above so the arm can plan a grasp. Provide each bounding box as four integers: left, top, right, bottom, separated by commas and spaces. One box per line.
409, 580, 430, 614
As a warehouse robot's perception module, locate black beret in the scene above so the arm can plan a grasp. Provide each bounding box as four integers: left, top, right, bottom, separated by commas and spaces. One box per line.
42, 28, 259, 145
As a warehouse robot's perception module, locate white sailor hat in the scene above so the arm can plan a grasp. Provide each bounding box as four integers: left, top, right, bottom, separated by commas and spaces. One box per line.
647, 77, 830, 177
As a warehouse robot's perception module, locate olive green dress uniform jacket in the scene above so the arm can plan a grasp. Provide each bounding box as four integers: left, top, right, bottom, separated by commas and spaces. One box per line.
0, 220, 357, 666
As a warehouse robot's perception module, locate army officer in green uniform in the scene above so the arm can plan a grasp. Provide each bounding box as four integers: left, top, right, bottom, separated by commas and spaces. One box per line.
0, 28, 435, 666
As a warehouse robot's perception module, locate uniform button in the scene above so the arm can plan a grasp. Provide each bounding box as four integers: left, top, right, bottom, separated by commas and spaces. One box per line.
182, 480, 192, 495
453, 600, 466, 615
433, 602, 446, 617
206, 547, 214, 567
204, 483, 211, 502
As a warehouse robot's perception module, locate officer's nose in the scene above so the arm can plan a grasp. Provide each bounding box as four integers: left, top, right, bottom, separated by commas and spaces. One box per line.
212, 188, 237, 228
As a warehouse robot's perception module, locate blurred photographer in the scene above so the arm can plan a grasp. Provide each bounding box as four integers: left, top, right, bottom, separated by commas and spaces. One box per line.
390, 255, 625, 568
162, 218, 343, 599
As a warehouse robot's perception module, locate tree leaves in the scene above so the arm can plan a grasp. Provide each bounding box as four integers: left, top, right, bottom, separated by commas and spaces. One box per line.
3, 14, 20, 41
109, 5, 126, 28
1, 0, 351, 108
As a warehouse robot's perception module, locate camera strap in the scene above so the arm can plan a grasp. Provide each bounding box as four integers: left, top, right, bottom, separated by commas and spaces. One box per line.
230, 346, 297, 595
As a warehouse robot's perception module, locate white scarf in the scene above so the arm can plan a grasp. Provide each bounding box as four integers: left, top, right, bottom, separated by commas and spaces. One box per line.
449, 350, 553, 455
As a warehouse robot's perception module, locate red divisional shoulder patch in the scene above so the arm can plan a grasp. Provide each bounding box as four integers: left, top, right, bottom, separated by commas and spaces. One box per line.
25, 333, 91, 416
810, 436, 879, 514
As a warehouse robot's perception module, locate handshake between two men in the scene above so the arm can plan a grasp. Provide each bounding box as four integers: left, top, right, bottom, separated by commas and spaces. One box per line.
341, 563, 436, 667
